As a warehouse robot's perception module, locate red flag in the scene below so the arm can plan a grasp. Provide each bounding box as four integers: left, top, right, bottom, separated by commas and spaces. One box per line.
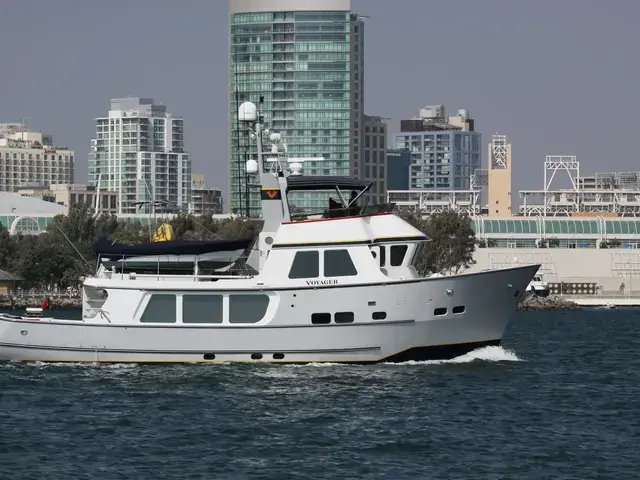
41, 298, 49, 310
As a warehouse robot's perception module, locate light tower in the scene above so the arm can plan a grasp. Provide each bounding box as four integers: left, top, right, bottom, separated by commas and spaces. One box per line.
487, 133, 512, 216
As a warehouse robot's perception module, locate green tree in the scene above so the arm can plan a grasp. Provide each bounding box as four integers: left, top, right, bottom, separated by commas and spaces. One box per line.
400, 209, 476, 274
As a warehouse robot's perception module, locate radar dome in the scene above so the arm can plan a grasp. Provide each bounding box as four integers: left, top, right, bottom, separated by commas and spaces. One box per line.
238, 102, 258, 122
245, 159, 258, 174
289, 162, 303, 175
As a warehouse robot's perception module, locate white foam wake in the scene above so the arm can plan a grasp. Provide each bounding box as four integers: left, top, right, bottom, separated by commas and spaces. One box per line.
388, 345, 522, 366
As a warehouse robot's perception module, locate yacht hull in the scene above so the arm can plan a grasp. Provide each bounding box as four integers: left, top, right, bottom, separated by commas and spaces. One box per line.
0, 265, 537, 364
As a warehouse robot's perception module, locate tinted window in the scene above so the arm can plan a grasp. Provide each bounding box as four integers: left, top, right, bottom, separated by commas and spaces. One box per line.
183, 295, 223, 323
334, 312, 354, 323
372, 311, 387, 320
140, 294, 176, 323
379, 246, 386, 266
229, 294, 270, 323
390, 245, 408, 266
434, 307, 447, 316
452, 305, 465, 314
311, 313, 331, 324
289, 251, 319, 279
324, 249, 357, 277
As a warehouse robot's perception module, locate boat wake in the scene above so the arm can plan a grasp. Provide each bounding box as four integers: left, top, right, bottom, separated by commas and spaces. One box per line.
384, 345, 521, 365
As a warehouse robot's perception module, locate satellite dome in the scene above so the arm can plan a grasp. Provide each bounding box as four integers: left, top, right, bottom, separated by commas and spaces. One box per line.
238, 102, 258, 122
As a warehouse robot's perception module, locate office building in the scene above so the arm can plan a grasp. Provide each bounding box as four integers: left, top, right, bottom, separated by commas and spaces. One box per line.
228, 0, 364, 215
394, 104, 481, 190
17, 184, 118, 214
89, 97, 191, 214
386, 149, 411, 191
361, 115, 387, 205
190, 173, 223, 215
0, 126, 74, 192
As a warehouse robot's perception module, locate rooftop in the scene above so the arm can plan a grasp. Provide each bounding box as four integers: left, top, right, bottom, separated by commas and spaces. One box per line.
0, 193, 67, 216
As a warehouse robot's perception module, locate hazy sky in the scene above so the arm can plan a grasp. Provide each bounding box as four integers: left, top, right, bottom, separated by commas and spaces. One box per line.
1, 0, 638, 203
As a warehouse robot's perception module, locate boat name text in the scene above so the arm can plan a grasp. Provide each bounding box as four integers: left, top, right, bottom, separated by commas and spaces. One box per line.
305, 279, 339, 286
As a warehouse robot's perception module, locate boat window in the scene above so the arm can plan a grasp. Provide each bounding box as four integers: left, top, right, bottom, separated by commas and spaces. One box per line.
140, 294, 176, 323
311, 313, 331, 324
229, 294, 270, 323
183, 295, 223, 323
334, 312, 354, 323
379, 246, 386, 267
434, 307, 447, 316
324, 249, 358, 277
289, 250, 319, 279
452, 305, 465, 314
390, 245, 409, 266
372, 311, 387, 320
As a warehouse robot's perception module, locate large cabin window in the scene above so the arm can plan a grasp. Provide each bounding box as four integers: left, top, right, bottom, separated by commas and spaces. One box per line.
229, 294, 270, 324
390, 245, 409, 267
289, 251, 319, 279
140, 294, 176, 323
324, 249, 358, 277
183, 295, 223, 323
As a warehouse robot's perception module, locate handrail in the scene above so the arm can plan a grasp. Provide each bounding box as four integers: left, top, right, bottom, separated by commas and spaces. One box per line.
118, 273, 254, 280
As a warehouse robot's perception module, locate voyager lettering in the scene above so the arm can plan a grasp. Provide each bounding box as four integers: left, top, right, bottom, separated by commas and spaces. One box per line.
306, 279, 339, 286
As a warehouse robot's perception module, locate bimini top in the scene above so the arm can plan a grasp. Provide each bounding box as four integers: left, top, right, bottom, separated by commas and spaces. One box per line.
286, 176, 371, 191
93, 236, 254, 259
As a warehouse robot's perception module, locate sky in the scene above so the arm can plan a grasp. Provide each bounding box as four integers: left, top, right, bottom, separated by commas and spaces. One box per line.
1, 0, 638, 208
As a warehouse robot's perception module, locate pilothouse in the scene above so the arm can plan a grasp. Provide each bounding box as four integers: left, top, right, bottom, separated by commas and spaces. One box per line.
0, 101, 540, 364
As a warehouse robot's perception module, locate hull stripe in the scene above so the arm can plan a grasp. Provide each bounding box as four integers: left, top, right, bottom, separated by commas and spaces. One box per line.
0, 318, 415, 329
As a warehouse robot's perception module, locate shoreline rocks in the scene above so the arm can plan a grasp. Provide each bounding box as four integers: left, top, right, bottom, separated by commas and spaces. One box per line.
518, 295, 579, 311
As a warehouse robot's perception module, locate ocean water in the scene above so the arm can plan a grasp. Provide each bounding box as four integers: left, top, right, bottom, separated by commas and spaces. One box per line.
1, 308, 638, 479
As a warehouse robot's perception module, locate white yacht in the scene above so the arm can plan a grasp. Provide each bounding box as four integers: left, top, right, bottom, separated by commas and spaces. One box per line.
0, 102, 540, 364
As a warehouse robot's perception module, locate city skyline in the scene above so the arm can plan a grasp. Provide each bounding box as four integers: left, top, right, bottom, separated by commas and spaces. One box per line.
1, 0, 638, 208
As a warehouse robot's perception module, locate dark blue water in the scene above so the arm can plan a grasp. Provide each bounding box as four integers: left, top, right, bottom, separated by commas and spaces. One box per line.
1, 309, 638, 479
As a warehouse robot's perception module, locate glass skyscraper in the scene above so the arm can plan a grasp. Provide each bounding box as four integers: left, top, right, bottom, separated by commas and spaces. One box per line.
228, 0, 364, 215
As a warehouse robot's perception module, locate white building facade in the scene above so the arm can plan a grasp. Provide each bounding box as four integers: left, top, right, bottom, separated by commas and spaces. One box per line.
0, 124, 74, 192
88, 98, 191, 214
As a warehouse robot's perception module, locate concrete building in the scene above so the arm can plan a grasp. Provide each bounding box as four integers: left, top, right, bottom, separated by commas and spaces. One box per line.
388, 105, 482, 214
17, 184, 118, 214
487, 133, 512, 216
361, 115, 387, 205
89, 97, 191, 215
394, 104, 480, 190
228, 0, 365, 215
0, 125, 74, 192
189, 173, 223, 215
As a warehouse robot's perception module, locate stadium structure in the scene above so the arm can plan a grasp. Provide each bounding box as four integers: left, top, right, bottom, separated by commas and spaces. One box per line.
388, 134, 640, 302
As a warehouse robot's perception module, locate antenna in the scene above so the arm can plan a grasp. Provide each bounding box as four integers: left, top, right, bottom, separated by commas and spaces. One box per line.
54, 224, 92, 269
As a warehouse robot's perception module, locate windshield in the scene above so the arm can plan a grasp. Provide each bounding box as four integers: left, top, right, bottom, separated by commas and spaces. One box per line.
409, 241, 431, 277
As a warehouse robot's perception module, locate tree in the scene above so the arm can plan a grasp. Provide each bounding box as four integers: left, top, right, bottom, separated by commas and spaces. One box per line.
400, 209, 476, 274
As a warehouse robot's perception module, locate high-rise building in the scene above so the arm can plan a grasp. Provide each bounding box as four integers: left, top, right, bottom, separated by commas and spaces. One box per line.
361, 115, 387, 205
228, 0, 364, 215
395, 105, 481, 190
89, 97, 191, 214
0, 125, 74, 192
